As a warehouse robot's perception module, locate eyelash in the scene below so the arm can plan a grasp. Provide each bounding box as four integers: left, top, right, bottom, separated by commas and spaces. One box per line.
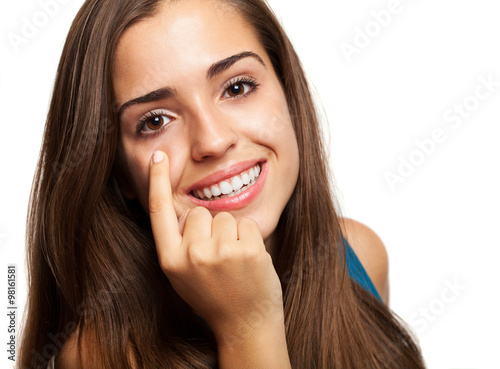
136, 76, 260, 139
222, 76, 260, 100
136, 110, 170, 138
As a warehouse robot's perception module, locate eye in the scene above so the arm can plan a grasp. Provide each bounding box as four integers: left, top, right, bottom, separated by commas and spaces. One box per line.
222, 77, 259, 99
138, 112, 173, 134
225, 82, 250, 97
144, 115, 170, 131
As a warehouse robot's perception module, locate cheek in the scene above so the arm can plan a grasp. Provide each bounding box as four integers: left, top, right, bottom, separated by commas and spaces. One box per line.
125, 152, 151, 199
247, 98, 298, 159
119, 135, 187, 205
229, 85, 291, 143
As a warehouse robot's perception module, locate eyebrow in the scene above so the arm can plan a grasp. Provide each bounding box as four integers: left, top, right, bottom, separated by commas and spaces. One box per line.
117, 51, 266, 118
117, 87, 176, 118
206, 51, 266, 79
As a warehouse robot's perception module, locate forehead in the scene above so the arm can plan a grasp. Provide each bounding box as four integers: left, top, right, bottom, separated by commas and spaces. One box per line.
113, 0, 267, 104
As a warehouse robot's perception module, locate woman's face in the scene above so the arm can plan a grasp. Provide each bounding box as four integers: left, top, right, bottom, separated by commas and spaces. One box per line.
113, 0, 299, 242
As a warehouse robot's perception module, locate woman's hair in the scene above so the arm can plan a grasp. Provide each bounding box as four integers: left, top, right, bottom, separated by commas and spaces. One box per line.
19, 0, 425, 368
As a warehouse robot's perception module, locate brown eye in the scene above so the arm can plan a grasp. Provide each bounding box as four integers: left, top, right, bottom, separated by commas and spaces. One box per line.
222, 79, 258, 99
227, 83, 245, 97
141, 115, 172, 133
146, 116, 164, 130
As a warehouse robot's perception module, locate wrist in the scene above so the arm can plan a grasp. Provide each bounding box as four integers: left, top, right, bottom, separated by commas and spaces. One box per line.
211, 304, 285, 347
215, 317, 291, 369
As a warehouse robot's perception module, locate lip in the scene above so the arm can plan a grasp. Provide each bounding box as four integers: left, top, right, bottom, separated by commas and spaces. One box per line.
186, 159, 263, 194
187, 160, 268, 211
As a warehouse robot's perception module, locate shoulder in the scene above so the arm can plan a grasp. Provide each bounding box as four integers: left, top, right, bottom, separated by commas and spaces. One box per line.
339, 218, 390, 305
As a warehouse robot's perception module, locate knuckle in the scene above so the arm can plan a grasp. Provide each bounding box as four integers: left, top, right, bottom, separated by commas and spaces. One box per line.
242, 245, 261, 262
149, 196, 168, 214
188, 206, 211, 219
213, 212, 237, 229
187, 244, 210, 266
239, 217, 257, 227
238, 217, 259, 232
214, 211, 233, 222
158, 255, 177, 274
218, 241, 235, 260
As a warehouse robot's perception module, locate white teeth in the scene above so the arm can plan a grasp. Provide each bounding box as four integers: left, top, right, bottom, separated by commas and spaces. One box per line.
203, 187, 212, 199
192, 163, 262, 200
242, 173, 250, 185
231, 176, 243, 191
211, 185, 221, 197
219, 181, 233, 195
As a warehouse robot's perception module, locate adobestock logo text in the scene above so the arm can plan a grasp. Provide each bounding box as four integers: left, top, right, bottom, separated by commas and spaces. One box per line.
340, 0, 418, 63
409, 278, 467, 334
384, 73, 499, 192
8, 0, 71, 54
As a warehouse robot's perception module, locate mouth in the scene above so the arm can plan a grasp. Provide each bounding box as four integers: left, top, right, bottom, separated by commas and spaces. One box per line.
187, 161, 267, 211
190, 163, 262, 201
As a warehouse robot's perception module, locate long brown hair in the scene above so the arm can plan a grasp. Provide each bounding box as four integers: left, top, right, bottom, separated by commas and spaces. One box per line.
19, 0, 426, 368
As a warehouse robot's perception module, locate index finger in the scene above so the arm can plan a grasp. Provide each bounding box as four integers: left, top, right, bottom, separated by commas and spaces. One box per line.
149, 150, 182, 254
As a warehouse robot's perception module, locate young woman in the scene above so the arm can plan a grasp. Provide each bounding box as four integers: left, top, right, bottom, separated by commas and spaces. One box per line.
19, 0, 426, 368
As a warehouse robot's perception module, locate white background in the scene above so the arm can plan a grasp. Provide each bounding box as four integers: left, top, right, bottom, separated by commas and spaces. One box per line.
1, 0, 499, 368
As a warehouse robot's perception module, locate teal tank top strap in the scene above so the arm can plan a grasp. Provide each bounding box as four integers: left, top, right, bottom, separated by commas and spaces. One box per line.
343, 237, 382, 302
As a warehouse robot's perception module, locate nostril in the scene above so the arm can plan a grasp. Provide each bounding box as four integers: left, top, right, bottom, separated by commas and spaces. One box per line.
189, 120, 238, 161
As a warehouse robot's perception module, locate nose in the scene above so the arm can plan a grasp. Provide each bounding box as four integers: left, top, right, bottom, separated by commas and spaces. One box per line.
188, 105, 238, 161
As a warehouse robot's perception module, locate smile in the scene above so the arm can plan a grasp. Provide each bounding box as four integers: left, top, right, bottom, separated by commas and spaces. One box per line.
188, 161, 267, 211
191, 164, 261, 200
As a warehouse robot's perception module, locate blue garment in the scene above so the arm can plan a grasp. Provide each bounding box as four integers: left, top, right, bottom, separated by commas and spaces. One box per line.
344, 238, 382, 302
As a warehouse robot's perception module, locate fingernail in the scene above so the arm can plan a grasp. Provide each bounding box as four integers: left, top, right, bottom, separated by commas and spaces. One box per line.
152, 151, 164, 164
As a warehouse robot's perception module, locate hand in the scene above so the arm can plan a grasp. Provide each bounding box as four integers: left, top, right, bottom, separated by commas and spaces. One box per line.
148, 151, 285, 344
